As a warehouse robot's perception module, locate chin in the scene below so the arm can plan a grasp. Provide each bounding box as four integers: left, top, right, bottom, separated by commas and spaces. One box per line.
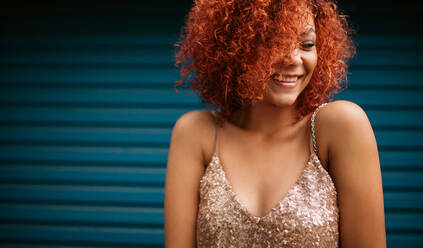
262, 80, 310, 108
265, 93, 299, 108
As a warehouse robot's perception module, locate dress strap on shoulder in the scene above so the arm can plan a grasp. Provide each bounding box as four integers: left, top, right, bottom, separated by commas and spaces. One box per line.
210, 110, 219, 155
310, 103, 328, 156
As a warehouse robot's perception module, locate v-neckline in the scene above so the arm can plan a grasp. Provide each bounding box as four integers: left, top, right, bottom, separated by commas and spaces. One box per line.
211, 152, 316, 220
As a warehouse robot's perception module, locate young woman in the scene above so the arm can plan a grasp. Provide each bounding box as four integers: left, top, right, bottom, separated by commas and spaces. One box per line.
165, 0, 386, 247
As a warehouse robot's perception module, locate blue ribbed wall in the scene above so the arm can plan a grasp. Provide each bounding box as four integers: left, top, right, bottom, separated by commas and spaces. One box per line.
0, 1, 422, 247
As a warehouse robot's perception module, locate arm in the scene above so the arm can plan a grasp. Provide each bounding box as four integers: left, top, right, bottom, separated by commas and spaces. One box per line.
319, 100, 386, 248
164, 111, 212, 247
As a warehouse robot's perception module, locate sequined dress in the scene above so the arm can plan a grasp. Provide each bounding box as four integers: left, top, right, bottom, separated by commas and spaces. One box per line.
196, 103, 339, 247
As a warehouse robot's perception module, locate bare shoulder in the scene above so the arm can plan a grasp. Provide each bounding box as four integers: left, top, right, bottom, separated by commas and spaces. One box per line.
319, 100, 370, 129
165, 110, 217, 246
173, 110, 215, 134
317, 100, 374, 148
312, 100, 373, 170
316, 103, 385, 246
171, 110, 217, 165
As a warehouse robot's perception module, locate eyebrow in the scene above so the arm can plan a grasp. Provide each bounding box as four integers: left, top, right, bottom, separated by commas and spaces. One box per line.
300, 28, 316, 35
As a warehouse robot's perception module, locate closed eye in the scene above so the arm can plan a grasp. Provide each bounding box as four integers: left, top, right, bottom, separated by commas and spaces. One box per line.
301, 42, 315, 50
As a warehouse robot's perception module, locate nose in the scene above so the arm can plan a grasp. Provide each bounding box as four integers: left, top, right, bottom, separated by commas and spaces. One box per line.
287, 48, 302, 65
272, 47, 302, 66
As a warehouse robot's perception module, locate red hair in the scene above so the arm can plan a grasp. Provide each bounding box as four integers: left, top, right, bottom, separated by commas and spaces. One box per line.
173, 0, 356, 122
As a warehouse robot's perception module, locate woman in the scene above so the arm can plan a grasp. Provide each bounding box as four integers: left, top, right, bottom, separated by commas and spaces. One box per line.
165, 0, 386, 247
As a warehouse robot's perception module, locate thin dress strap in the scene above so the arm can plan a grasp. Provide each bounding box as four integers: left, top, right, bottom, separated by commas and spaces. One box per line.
210, 110, 219, 155
310, 103, 328, 156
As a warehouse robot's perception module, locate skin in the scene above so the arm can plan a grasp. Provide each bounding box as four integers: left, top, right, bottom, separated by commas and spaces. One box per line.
165, 12, 386, 248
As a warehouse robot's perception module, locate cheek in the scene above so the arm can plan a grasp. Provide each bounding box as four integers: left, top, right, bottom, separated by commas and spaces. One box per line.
305, 52, 318, 73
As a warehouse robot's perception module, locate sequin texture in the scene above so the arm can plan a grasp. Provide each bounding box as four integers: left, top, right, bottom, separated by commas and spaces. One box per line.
196, 104, 339, 247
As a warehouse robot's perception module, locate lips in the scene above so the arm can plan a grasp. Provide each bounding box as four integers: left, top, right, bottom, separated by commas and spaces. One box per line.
273, 75, 299, 82
271, 74, 303, 88
271, 73, 303, 80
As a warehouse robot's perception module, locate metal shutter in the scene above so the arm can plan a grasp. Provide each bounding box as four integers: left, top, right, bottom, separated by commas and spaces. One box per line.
0, 1, 422, 247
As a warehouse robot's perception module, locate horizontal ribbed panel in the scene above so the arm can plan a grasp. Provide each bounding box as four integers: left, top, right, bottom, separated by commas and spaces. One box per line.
1, 1, 422, 247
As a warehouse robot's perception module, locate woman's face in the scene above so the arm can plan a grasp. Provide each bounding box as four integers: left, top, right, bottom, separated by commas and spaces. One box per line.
263, 15, 317, 108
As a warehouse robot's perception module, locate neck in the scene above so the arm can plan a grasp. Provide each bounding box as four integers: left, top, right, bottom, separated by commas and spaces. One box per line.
229, 102, 300, 138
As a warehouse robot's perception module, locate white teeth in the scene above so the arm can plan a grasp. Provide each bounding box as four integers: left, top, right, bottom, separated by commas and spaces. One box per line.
272, 76, 299, 82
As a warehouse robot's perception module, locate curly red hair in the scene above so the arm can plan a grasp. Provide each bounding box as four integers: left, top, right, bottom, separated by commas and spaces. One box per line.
173, 0, 356, 122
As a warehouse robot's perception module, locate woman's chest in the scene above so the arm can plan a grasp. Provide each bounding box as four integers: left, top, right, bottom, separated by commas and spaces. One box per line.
196, 154, 339, 247
215, 133, 312, 217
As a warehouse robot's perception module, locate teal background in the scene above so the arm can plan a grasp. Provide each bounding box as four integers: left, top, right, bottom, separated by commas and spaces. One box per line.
0, 1, 422, 247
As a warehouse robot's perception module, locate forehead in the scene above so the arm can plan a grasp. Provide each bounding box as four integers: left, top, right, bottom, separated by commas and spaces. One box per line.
299, 13, 315, 34
267, 2, 317, 43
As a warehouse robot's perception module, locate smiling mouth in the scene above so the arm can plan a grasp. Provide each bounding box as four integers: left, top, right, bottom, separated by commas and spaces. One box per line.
270, 74, 303, 89
271, 74, 303, 83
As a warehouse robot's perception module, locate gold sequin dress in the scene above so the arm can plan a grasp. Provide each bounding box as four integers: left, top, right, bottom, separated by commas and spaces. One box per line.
196, 103, 339, 247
